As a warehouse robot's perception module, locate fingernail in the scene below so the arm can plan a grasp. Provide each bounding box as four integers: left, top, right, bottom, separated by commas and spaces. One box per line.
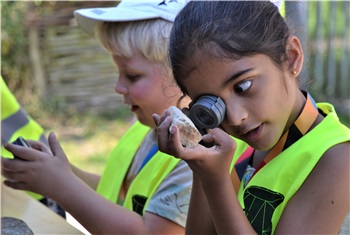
50, 132, 56, 138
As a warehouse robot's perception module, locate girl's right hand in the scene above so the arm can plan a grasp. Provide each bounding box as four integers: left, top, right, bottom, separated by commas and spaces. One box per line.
153, 110, 237, 184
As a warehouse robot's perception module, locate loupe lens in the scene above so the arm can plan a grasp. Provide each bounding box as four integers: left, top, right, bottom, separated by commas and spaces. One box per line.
189, 95, 226, 130
195, 108, 215, 126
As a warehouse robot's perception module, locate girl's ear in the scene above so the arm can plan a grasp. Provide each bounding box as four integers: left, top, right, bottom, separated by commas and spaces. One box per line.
286, 36, 304, 77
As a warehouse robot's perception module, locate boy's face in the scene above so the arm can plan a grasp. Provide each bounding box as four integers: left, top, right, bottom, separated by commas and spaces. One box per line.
183, 54, 301, 151
112, 52, 183, 129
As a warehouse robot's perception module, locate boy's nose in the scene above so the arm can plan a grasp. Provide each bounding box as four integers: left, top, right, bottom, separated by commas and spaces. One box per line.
114, 79, 127, 95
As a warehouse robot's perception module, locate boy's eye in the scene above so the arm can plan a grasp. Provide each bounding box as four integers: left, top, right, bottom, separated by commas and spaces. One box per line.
234, 80, 252, 93
126, 74, 140, 81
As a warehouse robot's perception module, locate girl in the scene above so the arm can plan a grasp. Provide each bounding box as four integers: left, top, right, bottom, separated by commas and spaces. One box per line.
153, 1, 350, 234
2, 0, 191, 234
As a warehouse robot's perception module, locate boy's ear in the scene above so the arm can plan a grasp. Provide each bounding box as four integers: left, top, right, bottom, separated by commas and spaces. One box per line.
286, 36, 303, 77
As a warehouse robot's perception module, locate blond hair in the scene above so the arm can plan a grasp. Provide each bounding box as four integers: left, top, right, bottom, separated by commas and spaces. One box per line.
96, 19, 172, 66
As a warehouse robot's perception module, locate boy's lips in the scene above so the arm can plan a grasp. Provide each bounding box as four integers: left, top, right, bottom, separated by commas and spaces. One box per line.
123, 100, 138, 112
130, 105, 139, 112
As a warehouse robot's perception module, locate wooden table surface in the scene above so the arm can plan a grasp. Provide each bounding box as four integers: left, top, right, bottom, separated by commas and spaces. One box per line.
1, 183, 83, 234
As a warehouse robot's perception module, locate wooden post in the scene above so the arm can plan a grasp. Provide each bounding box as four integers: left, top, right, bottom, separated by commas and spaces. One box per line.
285, 1, 309, 90
28, 27, 47, 100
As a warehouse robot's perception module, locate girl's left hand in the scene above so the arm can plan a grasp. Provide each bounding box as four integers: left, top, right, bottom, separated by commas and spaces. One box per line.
153, 111, 237, 184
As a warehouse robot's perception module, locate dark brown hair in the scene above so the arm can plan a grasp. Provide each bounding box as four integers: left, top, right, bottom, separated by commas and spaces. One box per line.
169, 1, 290, 95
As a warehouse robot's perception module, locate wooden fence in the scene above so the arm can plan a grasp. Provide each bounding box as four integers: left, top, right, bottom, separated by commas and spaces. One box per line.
286, 1, 349, 117
27, 1, 121, 114
42, 26, 120, 113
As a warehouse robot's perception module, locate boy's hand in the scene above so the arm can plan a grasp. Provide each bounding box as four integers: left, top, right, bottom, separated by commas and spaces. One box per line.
1, 132, 73, 200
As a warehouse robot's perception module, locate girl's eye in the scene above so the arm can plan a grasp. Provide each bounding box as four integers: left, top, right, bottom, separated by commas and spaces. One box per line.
234, 80, 252, 93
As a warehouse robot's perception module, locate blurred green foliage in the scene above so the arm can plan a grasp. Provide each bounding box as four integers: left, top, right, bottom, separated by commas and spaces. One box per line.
1, 1, 30, 91
308, 1, 348, 38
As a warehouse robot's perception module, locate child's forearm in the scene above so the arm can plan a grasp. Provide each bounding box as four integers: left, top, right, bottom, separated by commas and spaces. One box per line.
201, 174, 256, 235
186, 174, 216, 234
51, 173, 146, 234
70, 164, 100, 190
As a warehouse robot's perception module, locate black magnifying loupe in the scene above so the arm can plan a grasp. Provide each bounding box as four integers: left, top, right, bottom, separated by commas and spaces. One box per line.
189, 95, 226, 130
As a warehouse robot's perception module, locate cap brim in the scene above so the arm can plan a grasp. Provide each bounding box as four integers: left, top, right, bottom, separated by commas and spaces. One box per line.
74, 7, 163, 35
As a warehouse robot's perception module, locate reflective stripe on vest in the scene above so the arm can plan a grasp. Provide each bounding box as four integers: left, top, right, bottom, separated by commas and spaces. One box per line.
96, 121, 181, 215
2, 107, 30, 142
2, 107, 47, 145
235, 103, 350, 235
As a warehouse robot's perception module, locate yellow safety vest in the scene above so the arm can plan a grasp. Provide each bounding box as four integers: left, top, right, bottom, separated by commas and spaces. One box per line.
1, 77, 47, 157
96, 121, 182, 215
1, 77, 48, 200
234, 103, 350, 234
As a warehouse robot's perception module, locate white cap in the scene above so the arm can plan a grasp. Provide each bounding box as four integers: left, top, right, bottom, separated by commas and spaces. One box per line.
74, 0, 188, 34
270, 0, 283, 11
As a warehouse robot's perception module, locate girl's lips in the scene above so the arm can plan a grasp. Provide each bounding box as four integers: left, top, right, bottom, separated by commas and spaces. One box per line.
241, 124, 263, 143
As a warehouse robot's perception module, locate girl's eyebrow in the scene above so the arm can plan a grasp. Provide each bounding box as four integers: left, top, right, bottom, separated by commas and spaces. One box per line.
222, 68, 253, 88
